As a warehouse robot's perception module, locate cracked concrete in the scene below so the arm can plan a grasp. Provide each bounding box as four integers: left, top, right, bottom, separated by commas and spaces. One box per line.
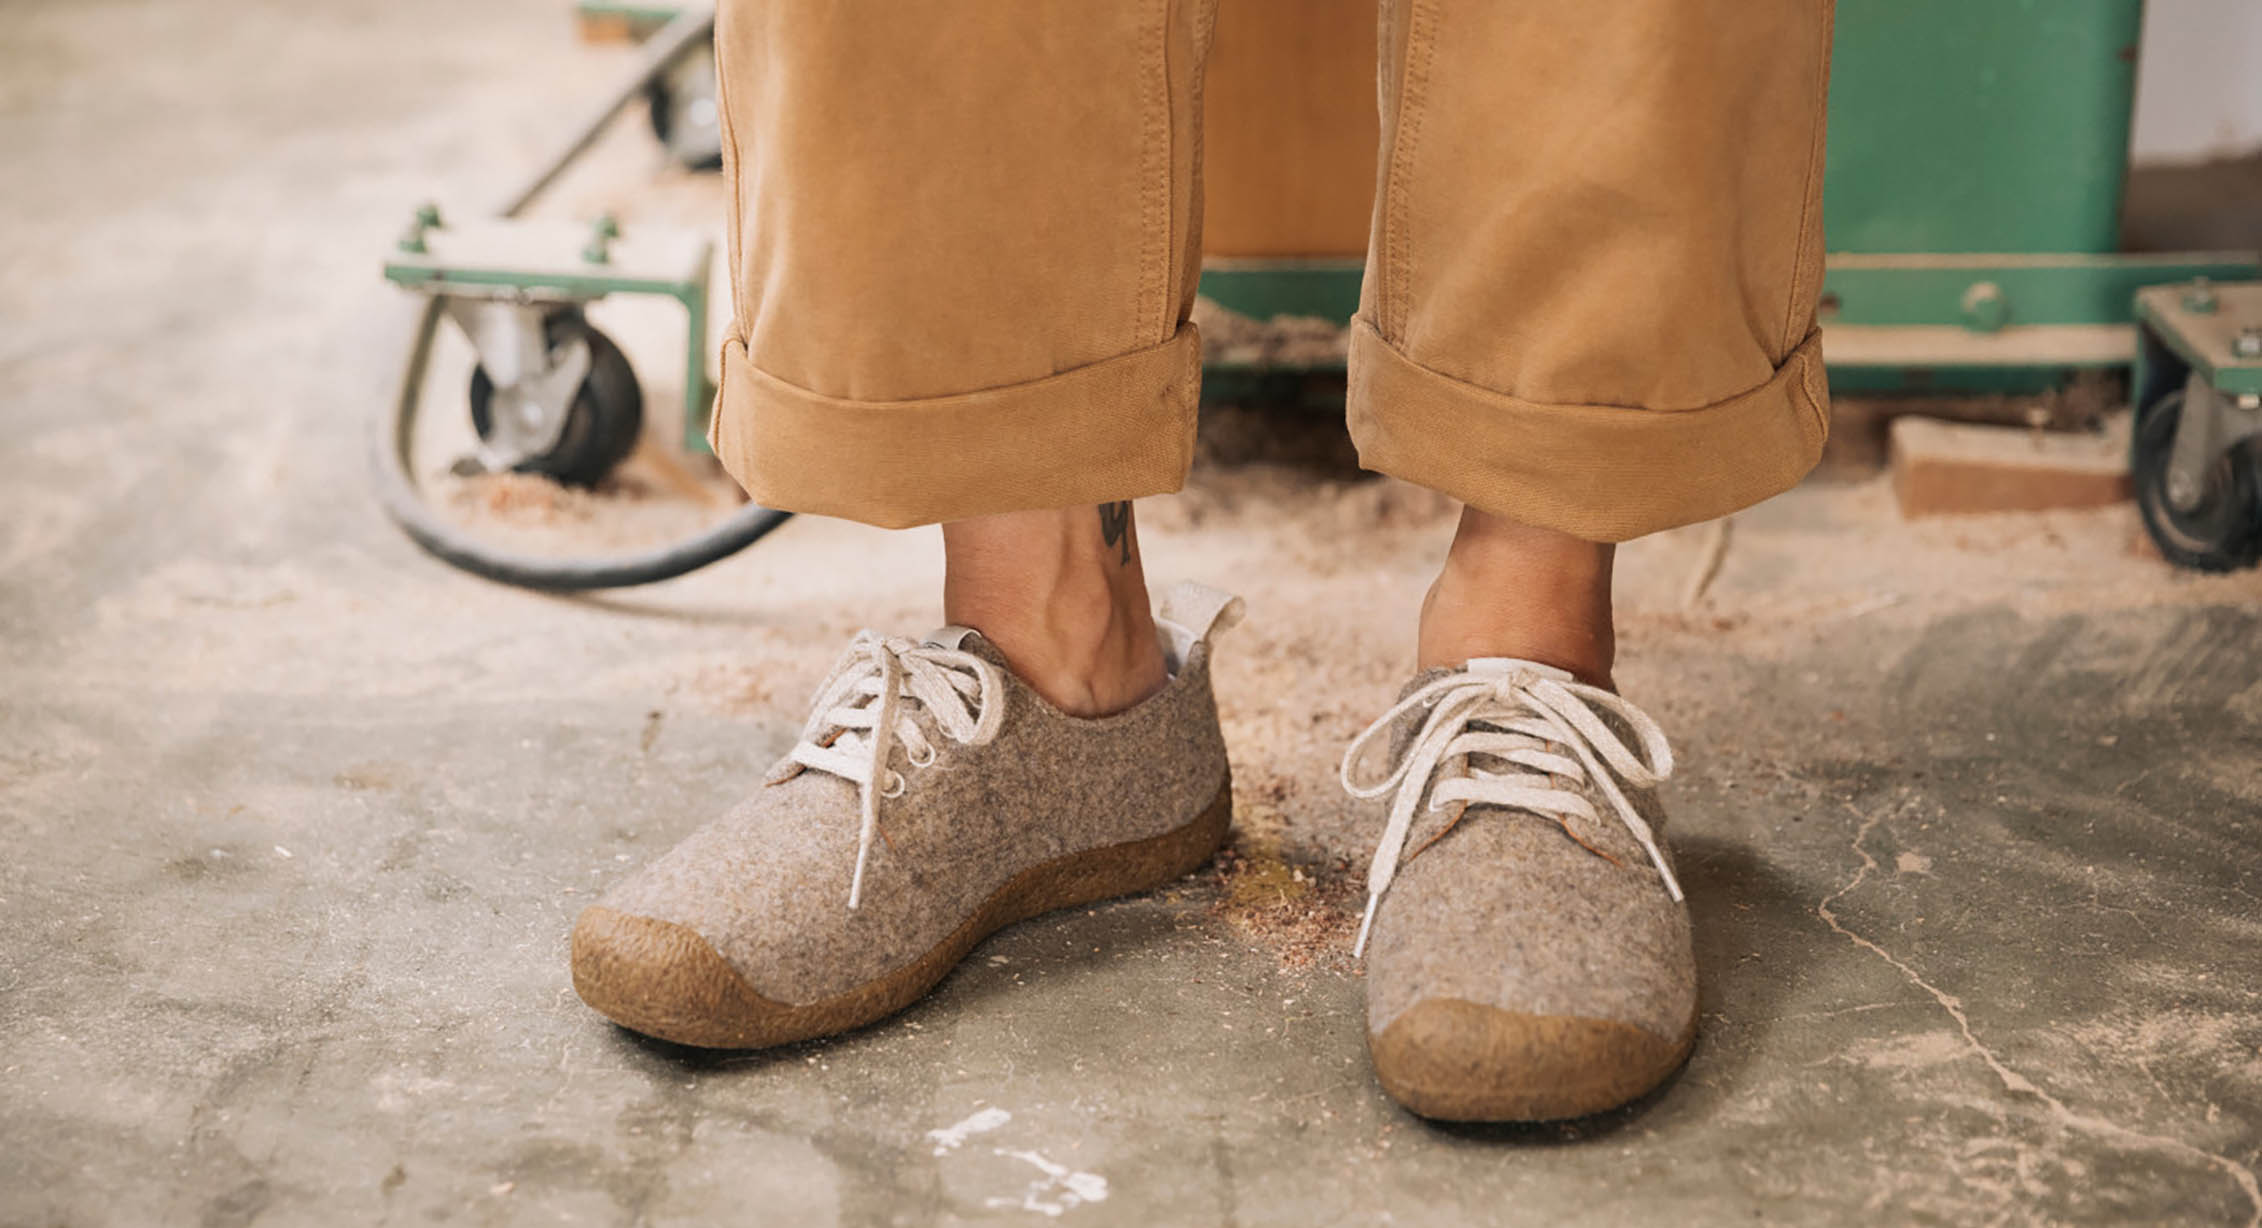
1820, 797, 2260, 1224
6, 1, 2262, 1224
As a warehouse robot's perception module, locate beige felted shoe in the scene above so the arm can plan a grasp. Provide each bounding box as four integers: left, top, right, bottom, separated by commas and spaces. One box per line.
1341, 659, 1695, 1122
570, 582, 1240, 1049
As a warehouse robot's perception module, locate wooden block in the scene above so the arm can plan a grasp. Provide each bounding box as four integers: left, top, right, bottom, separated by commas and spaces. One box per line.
1890, 414, 2132, 517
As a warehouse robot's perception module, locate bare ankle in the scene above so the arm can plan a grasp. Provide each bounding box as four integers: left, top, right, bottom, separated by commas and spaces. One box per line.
941, 503, 1168, 716
1417, 506, 1617, 688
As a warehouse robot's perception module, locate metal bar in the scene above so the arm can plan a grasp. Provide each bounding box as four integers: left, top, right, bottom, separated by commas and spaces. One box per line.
1818, 323, 2135, 369
1191, 256, 2262, 385
1821, 253, 2262, 329
1197, 260, 1364, 326
498, 3, 715, 220
679, 262, 713, 453
383, 269, 697, 299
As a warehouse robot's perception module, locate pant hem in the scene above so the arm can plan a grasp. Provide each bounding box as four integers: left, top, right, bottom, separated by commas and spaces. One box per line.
710, 325, 1203, 529
1347, 319, 1830, 542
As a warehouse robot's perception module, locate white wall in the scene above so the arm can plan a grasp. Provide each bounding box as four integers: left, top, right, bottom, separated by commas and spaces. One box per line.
2131, 0, 2262, 163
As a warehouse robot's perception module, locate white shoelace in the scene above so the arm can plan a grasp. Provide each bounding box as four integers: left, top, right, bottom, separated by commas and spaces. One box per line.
1339, 659, 1680, 957
779, 632, 1006, 909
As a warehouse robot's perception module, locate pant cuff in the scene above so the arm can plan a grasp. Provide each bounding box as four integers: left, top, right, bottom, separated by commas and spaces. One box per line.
710, 325, 1203, 529
1347, 320, 1830, 542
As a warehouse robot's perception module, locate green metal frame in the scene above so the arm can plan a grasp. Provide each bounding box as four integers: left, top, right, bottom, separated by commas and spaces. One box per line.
1820, 252, 2262, 392
384, 211, 715, 452
1195, 254, 2262, 396
574, 1, 687, 35
1821, 254, 2262, 331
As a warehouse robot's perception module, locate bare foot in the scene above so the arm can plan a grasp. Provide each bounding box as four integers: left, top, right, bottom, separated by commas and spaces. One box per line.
940, 502, 1169, 716
1416, 506, 1617, 689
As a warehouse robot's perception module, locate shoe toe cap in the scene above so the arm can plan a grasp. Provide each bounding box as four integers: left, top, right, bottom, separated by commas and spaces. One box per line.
1367, 996, 1694, 1122
570, 905, 789, 1049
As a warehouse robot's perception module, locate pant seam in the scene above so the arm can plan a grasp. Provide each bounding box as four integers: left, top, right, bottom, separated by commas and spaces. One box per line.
1777, 0, 1837, 359
713, 4, 750, 346
1137, 0, 1171, 348
1380, 0, 1442, 340
1177, 0, 1214, 486
1179, 0, 1215, 322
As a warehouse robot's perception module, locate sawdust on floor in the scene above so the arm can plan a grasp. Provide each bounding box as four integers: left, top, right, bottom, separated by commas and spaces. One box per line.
422, 416, 2262, 969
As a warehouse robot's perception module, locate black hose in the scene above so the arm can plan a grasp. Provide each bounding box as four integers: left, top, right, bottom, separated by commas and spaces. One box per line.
372, 298, 793, 592
372, 2, 794, 592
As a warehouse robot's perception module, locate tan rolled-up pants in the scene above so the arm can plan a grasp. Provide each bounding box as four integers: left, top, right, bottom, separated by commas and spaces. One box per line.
707, 0, 1834, 542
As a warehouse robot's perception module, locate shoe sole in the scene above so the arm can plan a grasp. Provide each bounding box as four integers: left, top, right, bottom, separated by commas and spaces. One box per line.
571, 778, 1233, 1049
1367, 998, 1697, 1122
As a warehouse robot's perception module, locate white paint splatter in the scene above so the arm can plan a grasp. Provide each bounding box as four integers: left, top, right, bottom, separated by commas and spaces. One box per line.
984, 1148, 1109, 1217
926, 1106, 1011, 1156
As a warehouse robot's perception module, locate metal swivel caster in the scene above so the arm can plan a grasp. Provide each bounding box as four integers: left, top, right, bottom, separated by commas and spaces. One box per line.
452, 303, 644, 488
375, 8, 797, 592
2131, 281, 2262, 573
645, 43, 722, 171
2132, 388, 2262, 572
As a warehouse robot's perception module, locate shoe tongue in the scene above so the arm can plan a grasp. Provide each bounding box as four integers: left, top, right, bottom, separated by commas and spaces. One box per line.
1395, 656, 1572, 703
1462, 657, 1575, 683
924, 625, 978, 650
922, 626, 1011, 668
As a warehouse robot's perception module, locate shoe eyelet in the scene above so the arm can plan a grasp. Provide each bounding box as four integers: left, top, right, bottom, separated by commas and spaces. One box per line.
879, 771, 906, 799
906, 745, 937, 769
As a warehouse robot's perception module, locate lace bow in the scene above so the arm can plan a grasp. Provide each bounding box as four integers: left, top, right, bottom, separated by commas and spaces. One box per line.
1340, 660, 1679, 956
780, 632, 1006, 908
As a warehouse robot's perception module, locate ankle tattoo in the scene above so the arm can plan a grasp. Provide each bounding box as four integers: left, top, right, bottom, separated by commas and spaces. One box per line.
1098, 501, 1133, 565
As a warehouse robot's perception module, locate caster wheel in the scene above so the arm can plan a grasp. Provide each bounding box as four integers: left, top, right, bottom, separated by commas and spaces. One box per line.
2132, 389, 2262, 572
645, 47, 723, 171
470, 313, 644, 488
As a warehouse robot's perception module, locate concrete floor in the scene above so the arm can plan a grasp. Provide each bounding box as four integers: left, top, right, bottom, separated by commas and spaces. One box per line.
7, 3, 2262, 1224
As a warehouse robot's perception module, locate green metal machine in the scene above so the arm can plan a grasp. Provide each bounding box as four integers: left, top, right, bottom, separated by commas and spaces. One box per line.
1817, 0, 2256, 390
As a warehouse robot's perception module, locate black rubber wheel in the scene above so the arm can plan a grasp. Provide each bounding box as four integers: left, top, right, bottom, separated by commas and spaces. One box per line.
469, 313, 644, 488
2132, 389, 2262, 572
645, 77, 723, 172
644, 78, 676, 145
